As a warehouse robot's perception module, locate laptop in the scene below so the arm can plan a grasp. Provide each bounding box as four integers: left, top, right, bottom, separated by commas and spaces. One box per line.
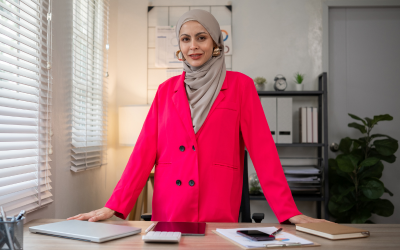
29, 220, 141, 243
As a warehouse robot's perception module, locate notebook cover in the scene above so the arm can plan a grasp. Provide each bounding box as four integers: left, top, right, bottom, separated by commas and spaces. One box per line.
296, 223, 369, 235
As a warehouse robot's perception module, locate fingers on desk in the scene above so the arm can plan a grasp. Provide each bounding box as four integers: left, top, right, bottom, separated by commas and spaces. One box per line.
67, 212, 95, 221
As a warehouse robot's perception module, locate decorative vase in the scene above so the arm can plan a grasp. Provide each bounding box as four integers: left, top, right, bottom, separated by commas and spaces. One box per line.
255, 83, 265, 91
295, 84, 303, 91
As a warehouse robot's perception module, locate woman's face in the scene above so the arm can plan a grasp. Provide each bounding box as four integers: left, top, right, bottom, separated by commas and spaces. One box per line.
179, 20, 215, 67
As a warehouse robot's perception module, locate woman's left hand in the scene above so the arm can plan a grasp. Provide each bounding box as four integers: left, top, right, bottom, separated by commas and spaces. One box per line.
288, 214, 334, 224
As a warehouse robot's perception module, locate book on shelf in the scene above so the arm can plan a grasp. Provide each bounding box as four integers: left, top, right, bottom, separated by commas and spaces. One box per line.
299, 107, 318, 143
299, 107, 307, 143
312, 107, 318, 143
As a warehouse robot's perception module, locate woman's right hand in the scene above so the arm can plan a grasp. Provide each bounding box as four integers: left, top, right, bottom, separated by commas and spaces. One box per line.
67, 207, 115, 222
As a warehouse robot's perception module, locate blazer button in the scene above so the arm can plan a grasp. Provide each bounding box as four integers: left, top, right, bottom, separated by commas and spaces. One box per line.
189, 180, 195, 186
192, 145, 195, 151
176, 180, 181, 186
179, 145, 185, 152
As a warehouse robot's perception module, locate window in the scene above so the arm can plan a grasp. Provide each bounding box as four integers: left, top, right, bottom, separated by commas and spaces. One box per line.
71, 0, 109, 172
0, 0, 53, 215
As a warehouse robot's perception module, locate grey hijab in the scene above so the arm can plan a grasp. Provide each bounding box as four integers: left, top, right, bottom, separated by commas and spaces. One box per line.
175, 9, 226, 134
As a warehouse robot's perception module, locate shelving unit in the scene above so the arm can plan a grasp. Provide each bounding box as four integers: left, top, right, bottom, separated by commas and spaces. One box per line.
248, 72, 329, 219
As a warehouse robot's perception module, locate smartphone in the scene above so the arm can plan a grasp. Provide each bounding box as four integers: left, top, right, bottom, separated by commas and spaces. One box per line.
236, 230, 276, 241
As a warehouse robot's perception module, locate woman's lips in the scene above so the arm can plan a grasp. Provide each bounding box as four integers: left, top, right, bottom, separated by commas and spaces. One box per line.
189, 54, 202, 60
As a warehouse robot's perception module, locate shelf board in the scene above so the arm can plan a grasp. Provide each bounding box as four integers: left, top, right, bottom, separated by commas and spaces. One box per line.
249, 194, 324, 201
257, 91, 324, 96
276, 143, 324, 147
280, 157, 323, 159
292, 194, 324, 201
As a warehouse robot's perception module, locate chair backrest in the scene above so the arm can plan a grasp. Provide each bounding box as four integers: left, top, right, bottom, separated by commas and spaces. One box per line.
239, 150, 252, 222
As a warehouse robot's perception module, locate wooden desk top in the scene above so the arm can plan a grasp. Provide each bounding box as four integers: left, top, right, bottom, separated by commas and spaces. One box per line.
23, 219, 400, 250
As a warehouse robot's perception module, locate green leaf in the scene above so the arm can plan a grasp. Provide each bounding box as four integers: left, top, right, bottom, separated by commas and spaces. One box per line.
349, 154, 362, 167
372, 199, 394, 217
359, 161, 384, 180
360, 157, 380, 167
370, 134, 395, 140
374, 138, 399, 156
351, 209, 372, 223
360, 178, 385, 199
328, 194, 354, 216
329, 160, 353, 187
337, 154, 357, 173
328, 195, 341, 216
372, 114, 393, 126
329, 158, 338, 169
358, 194, 373, 202
369, 148, 397, 163
339, 137, 353, 154
365, 117, 373, 127
348, 122, 367, 134
351, 140, 361, 152
348, 113, 367, 125
384, 187, 394, 196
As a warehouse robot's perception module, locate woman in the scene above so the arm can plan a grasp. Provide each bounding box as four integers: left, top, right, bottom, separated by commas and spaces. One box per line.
68, 9, 329, 224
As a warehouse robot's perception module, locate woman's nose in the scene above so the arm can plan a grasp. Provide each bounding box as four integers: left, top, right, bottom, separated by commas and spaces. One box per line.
189, 39, 198, 50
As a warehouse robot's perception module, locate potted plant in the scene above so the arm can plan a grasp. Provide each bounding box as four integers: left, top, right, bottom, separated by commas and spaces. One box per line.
254, 77, 267, 91
249, 173, 262, 195
328, 113, 398, 223
294, 72, 305, 91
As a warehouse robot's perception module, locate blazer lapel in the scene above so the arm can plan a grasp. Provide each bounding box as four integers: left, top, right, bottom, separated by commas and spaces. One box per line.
172, 72, 197, 144
172, 71, 229, 142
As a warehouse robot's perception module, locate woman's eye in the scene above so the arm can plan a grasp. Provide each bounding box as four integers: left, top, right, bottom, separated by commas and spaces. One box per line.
199, 36, 205, 41
182, 38, 189, 42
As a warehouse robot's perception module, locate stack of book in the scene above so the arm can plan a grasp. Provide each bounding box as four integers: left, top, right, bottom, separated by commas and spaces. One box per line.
299, 107, 318, 143
283, 166, 321, 193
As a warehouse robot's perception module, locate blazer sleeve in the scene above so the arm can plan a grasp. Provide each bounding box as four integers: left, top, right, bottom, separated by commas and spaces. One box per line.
104, 86, 160, 220
239, 76, 302, 223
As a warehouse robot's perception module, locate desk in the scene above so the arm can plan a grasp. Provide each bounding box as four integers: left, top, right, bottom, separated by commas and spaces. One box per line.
24, 219, 400, 249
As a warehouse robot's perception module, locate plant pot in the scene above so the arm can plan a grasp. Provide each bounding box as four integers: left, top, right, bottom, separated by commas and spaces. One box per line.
255, 83, 266, 91
295, 84, 303, 91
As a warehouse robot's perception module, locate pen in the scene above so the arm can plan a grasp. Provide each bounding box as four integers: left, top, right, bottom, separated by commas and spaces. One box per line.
16, 210, 25, 221
0, 206, 15, 250
145, 223, 156, 233
271, 227, 283, 236
265, 242, 301, 247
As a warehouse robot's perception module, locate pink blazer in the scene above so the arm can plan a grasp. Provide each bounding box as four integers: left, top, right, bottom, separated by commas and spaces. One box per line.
105, 71, 301, 223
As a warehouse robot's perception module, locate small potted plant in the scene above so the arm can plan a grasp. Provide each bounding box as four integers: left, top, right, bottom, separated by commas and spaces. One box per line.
294, 72, 305, 91
249, 173, 262, 195
254, 77, 267, 91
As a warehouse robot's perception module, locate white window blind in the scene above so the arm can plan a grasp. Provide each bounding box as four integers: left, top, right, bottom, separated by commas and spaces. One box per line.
0, 0, 53, 216
71, 0, 109, 172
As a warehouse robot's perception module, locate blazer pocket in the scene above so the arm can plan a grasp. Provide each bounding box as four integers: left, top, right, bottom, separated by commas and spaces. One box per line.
213, 162, 238, 171
215, 101, 237, 111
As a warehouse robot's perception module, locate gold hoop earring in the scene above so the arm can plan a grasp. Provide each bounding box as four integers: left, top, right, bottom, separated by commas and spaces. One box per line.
175, 50, 186, 61
212, 47, 221, 57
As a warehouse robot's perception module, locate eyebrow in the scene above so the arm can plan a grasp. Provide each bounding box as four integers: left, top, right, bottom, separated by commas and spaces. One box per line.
180, 32, 208, 37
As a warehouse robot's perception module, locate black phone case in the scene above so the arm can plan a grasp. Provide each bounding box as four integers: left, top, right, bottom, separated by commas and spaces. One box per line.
237, 231, 276, 241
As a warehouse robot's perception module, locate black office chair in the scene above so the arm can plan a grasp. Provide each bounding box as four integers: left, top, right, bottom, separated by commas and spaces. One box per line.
239, 150, 264, 223
141, 150, 264, 223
